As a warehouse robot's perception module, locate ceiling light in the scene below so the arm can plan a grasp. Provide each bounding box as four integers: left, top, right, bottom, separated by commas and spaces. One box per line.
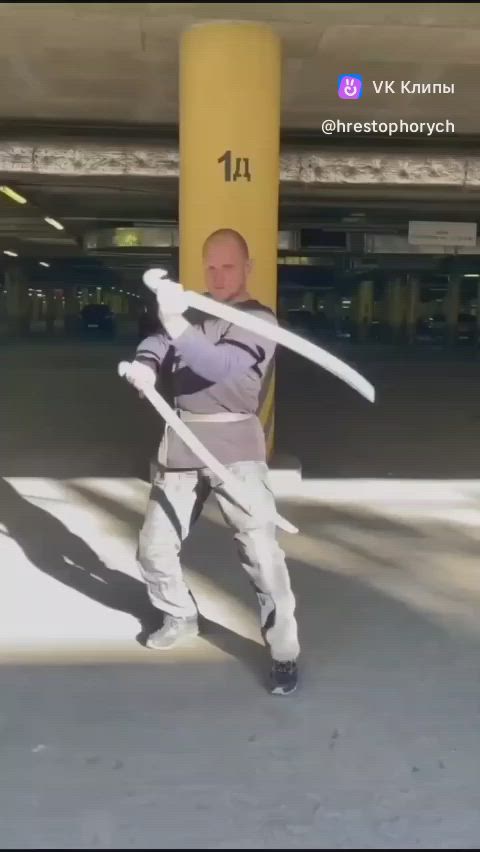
464, 274, 479, 278
39, 261, 50, 268
0, 185, 27, 205
3, 249, 18, 257
44, 217, 64, 231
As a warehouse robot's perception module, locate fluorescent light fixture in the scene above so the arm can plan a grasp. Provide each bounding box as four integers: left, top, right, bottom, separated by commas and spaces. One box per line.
464, 274, 479, 278
44, 217, 64, 231
39, 261, 50, 268
0, 185, 27, 205
3, 249, 18, 257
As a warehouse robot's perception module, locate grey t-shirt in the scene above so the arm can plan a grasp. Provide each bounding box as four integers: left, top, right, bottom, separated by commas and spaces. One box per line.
135, 296, 277, 469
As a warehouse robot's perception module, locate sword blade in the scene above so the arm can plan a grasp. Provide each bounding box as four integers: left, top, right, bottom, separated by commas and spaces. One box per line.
186, 291, 375, 403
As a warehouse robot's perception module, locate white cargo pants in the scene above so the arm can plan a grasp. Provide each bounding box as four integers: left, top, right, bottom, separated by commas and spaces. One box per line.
138, 461, 300, 662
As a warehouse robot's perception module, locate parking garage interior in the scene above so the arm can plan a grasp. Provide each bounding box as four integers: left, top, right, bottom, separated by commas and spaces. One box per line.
2, 169, 480, 349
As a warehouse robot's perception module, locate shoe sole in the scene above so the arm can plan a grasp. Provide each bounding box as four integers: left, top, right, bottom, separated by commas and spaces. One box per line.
271, 683, 297, 696
146, 630, 199, 650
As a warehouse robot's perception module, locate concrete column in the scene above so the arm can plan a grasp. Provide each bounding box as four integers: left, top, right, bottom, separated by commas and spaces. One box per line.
387, 276, 405, 343
476, 281, 480, 346
45, 290, 56, 335
406, 275, 420, 344
179, 21, 281, 457
0, 273, 7, 329
128, 296, 137, 320
5, 264, 30, 336
31, 293, 41, 324
111, 294, 122, 315
64, 288, 79, 334
446, 275, 460, 346
355, 280, 373, 343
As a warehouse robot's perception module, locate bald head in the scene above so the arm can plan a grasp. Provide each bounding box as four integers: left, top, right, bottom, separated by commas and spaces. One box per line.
202, 229, 252, 303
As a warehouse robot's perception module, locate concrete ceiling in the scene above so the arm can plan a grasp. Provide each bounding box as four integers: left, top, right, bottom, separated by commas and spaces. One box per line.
2, 174, 480, 281
3, 172, 480, 258
0, 2, 479, 132
1, 3, 480, 282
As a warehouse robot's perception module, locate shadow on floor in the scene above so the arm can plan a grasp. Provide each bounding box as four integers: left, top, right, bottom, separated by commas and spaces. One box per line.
0, 477, 265, 682
67, 480, 480, 678
0, 477, 154, 625
5, 471, 480, 691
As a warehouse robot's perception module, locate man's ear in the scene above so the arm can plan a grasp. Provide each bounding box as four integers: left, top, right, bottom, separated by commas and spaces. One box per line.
246, 257, 254, 276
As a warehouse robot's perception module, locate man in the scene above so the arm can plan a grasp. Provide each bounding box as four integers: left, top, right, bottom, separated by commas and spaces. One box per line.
125, 228, 300, 695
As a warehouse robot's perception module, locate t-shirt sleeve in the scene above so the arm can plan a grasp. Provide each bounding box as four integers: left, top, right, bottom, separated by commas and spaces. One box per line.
135, 332, 171, 374
171, 309, 277, 383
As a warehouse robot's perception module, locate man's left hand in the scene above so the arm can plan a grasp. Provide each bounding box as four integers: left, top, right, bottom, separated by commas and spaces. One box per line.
156, 280, 188, 323
155, 280, 189, 339
142, 268, 190, 338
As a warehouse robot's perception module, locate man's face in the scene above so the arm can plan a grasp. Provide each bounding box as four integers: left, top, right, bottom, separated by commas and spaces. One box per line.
203, 236, 251, 302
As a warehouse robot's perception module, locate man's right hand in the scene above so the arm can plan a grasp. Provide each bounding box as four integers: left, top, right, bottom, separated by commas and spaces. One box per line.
118, 360, 156, 395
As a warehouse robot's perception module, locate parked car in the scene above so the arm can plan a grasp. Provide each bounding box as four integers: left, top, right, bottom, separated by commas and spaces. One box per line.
138, 305, 164, 340
457, 312, 477, 344
286, 309, 319, 340
80, 304, 115, 338
415, 314, 446, 344
415, 312, 477, 345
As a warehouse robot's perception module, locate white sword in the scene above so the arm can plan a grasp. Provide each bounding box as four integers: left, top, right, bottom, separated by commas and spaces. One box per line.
144, 269, 375, 403
118, 361, 298, 535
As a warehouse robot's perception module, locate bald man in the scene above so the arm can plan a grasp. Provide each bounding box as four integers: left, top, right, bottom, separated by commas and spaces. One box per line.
129, 229, 299, 695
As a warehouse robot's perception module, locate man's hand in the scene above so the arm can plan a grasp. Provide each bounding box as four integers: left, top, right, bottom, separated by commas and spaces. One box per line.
118, 360, 156, 396
143, 269, 189, 339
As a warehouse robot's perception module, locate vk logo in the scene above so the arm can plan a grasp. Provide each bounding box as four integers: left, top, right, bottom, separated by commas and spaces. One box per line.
338, 74, 363, 100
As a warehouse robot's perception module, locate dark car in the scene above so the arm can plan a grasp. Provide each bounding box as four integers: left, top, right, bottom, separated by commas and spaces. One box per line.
80, 304, 115, 337
286, 309, 317, 339
457, 312, 477, 344
415, 313, 446, 344
138, 305, 164, 340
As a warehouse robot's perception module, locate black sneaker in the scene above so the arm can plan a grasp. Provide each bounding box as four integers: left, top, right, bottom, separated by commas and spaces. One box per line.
146, 615, 199, 650
270, 660, 298, 696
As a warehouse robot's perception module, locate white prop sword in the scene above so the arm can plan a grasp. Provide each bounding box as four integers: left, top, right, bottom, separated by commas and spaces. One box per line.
118, 361, 298, 535
144, 269, 375, 404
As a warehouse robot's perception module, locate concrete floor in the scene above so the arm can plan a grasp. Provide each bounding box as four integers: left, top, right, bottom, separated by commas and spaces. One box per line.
1, 341, 480, 849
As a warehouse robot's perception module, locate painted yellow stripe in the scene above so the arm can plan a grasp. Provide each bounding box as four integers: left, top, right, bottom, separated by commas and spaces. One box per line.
257, 354, 275, 414
265, 400, 275, 460
259, 367, 275, 425
259, 369, 275, 460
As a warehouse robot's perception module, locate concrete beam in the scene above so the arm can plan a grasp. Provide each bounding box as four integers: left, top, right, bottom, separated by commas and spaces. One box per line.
0, 139, 479, 187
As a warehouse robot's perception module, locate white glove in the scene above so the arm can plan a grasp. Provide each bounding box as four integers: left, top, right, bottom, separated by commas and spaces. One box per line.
118, 360, 156, 393
143, 268, 189, 339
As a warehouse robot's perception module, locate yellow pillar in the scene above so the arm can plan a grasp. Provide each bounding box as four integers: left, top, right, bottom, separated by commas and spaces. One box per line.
112, 294, 123, 316
387, 277, 405, 343
476, 281, 480, 344
5, 265, 29, 335
64, 288, 78, 334
446, 275, 460, 345
406, 275, 419, 344
31, 292, 41, 324
45, 289, 56, 335
179, 21, 281, 457
355, 280, 373, 342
